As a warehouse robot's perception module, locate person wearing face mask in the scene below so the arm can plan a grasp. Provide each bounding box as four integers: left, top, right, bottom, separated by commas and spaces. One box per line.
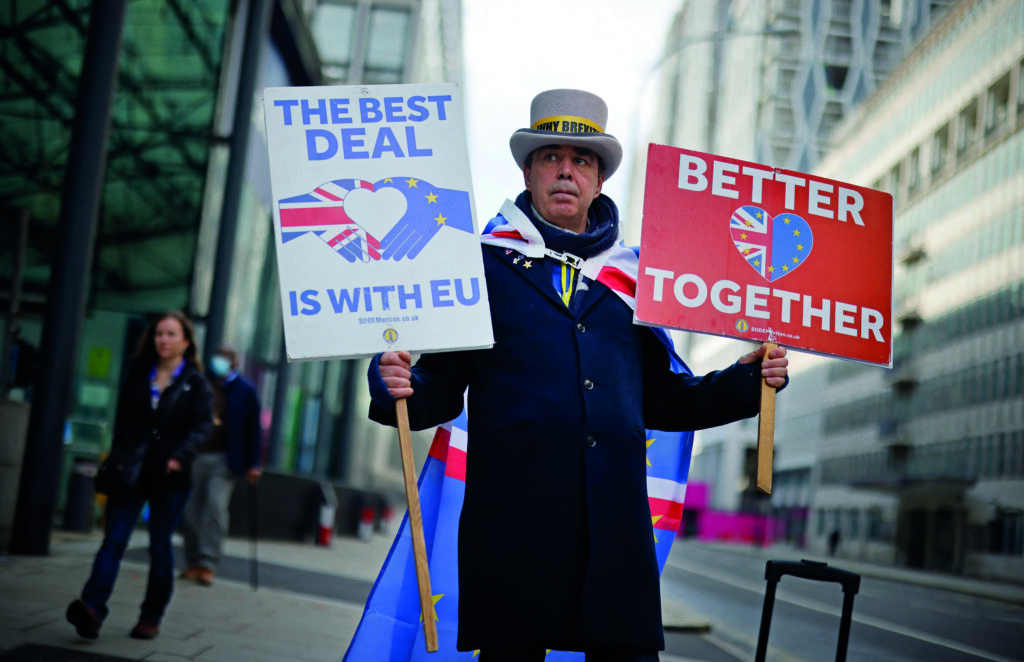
179, 347, 262, 587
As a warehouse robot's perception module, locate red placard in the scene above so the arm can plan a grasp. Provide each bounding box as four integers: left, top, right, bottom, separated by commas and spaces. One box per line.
636, 144, 893, 367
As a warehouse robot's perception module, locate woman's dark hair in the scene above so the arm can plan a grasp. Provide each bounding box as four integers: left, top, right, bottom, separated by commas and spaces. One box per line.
133, 310, 204, 372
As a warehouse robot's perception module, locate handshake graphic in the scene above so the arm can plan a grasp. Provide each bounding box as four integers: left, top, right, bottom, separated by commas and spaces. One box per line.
278, 177, 473, 263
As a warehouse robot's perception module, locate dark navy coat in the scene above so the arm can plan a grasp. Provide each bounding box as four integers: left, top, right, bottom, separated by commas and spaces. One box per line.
214, 374, 262, 477
369, 243, 764, 652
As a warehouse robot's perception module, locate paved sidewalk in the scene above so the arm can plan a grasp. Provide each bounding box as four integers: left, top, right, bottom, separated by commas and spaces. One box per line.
0, 529, 712, 662
6, 528, 1019, 661
0, 530, 384, 662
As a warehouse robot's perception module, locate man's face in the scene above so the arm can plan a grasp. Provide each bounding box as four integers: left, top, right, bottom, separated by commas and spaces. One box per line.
524, 145, 605, 233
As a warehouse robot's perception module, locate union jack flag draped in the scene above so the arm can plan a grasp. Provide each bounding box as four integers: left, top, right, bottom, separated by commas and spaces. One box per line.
480, 199, 641, 308
343, 201, 696, 660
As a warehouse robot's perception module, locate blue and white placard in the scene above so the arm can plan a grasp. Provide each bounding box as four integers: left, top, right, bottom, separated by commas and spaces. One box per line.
263, 83, 493, 361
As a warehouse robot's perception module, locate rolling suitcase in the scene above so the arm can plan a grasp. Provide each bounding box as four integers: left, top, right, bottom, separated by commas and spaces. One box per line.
754, 559, 861, 662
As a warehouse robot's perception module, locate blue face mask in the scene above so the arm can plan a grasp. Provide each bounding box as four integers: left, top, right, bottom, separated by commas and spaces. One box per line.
210, 355, 232, 378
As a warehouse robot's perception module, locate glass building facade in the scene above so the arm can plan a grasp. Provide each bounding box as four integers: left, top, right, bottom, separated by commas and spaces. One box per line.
0, 0, 463, 545
625, 0, 954, 239
1, 0, 241, 545
813, 0, 1023, 579
628, 0, 953, 526
1, 0, 232, 311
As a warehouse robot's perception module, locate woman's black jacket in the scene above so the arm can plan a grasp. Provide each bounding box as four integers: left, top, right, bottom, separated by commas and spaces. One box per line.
109, 359, 213, 495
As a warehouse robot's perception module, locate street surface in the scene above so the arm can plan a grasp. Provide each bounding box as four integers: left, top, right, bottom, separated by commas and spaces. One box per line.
662, 541, 1024, 661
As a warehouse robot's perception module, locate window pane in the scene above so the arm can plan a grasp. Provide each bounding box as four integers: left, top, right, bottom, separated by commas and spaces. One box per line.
313, 2, 357, 67
363, 6, 410, 82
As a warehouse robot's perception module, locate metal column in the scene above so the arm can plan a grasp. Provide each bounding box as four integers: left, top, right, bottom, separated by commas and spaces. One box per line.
265, 336, 291, 469
10, 0, 129, 555
203, 0, 271, 363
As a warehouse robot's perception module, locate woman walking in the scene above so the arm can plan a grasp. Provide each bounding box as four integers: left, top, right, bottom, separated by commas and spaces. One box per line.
66, 311, 213, 640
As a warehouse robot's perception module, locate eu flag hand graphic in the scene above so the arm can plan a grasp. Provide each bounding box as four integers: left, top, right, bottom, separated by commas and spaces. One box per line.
378, 181, 473, 261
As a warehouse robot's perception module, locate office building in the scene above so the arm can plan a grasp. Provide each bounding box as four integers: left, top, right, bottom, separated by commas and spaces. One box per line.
812, 0, 1023, 580
625, 0, 1024, 574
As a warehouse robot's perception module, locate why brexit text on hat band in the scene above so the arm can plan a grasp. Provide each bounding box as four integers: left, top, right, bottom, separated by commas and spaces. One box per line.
288, 278, 481, 317
678, 154, 867, 225
530, 114, 604, 134
643, 269, 886, 342
272, 95, 453, 162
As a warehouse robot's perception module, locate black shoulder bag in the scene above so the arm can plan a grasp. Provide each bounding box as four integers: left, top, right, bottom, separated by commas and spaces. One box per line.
94, 442, 149, 495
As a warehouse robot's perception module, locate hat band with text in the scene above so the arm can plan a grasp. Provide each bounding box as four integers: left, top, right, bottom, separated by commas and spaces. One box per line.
530, 115, 604, 134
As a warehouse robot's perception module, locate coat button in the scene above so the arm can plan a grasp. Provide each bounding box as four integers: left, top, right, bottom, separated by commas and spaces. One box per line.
583, 379, 594, 390
576, 323, 586, 333
585, 435, 597, 448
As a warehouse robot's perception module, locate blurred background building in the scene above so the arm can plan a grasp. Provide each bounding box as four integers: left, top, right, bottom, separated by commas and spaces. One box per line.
813, 0, 1023, 580
627, 0, 1023, 582
0, 0, 462, 552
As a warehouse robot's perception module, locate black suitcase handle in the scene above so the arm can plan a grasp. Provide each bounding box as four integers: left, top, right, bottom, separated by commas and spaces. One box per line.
755, 559, 861, 662
765, 559, 861, 593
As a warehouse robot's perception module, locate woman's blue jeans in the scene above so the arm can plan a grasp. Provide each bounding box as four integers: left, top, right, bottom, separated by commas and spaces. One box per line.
81, 488, 191, 625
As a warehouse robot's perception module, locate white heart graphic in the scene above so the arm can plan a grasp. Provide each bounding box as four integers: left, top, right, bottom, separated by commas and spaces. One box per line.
343, 186, 407, 240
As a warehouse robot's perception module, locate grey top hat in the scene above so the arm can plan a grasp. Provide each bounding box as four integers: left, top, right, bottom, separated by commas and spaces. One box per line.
509, 89, 623, 178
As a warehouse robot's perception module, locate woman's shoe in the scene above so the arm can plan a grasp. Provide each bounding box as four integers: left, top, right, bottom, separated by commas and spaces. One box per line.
66, 599, 101, 639
129, 620, 160, 640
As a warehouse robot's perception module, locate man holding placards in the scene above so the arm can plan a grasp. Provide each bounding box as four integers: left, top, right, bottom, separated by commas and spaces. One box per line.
367, 89, 788, 661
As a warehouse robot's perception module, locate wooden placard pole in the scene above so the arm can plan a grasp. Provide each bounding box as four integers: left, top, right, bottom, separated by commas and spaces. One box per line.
756, 342, 778, 494
395, 398, 439, 652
